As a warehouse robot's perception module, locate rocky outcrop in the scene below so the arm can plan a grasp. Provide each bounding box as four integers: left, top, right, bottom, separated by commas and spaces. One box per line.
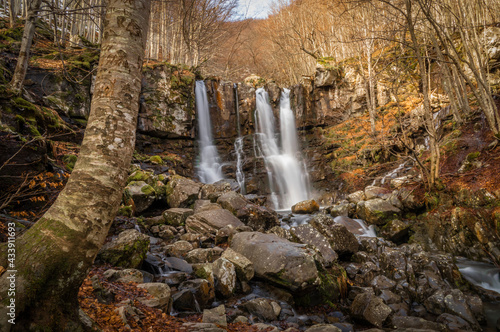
138, 65, 195, 138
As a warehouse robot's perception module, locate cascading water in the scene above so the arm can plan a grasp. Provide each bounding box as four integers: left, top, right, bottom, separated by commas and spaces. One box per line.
195, 80, 224, 184
233, 83, 246, 194
254, 88, 311, 209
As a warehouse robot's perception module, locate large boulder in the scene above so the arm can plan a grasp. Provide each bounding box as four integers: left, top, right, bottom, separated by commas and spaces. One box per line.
309, 214, 359, 256
185, 209, 244, 235
166, 175, 202, 208
137, 283, 171, 311
291, 199, 320, 214
230, 232, 320, 292
126, 181, 156, 213
290, 224, 338, 267
357, 199, 400, 225
97, 230, 150, 268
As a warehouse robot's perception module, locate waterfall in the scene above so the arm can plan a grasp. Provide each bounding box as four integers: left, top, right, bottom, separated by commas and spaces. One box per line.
254, 88, 311, 209
195, 80, 224, 184
234, 83, 246, 194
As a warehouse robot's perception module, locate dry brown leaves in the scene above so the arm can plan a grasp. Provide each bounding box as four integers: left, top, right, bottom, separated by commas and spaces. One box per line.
79, 266, 271, 332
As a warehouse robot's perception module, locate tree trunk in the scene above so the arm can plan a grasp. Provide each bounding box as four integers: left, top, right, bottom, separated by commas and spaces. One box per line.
8, 0, 42, 95
406, 0, 439, 188
0, 0, 151, 330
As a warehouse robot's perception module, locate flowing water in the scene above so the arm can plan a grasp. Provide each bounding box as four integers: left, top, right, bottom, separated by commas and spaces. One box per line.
195, 80, 224, 184
254, 88, 311, 209
457, 258, 500, 330
233, 83, 246, 194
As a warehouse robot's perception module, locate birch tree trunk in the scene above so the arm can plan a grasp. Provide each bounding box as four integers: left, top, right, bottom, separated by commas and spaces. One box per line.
8, 0, 42, 95
0, 0, 151, 330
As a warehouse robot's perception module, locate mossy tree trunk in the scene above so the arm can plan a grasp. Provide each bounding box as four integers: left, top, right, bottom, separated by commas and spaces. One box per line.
9, 0, 42, 95
0, 0, 151, 330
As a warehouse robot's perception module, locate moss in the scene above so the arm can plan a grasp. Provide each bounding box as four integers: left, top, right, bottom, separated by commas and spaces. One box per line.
149, 155, 163, 165
118, 205, 133, 217
12, 97, 37, 112
0, 26, 23, 42
140, 184, 156, 196
128, 170, 150, 183
466, 151, 480, 162
63, 154, 77, 171
74, 118, 88, 126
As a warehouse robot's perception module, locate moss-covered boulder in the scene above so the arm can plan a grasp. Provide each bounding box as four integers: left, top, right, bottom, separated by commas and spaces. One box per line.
97, 230, 150, 268
357, 199, 400, 225
126, 180, 156, 213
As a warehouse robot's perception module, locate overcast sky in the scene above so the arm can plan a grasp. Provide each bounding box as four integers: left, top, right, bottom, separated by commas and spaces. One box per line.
237, 0, 275, 19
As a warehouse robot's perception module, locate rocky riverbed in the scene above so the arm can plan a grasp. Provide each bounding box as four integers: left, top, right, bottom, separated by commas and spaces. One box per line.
88, 165, 500, 332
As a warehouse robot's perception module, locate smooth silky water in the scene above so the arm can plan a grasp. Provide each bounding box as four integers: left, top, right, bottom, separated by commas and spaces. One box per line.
254, 88, 311, 209
195, 80, 224, 184
457, 258, 500, 330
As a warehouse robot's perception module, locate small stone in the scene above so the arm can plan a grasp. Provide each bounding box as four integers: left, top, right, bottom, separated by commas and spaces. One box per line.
233, 316, 249, 323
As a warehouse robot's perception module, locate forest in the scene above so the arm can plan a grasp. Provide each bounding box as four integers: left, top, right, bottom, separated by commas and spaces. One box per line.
0, 0, 500, 331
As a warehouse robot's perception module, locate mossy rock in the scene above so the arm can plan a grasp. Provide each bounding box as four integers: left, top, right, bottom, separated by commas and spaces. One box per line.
118, 205, 133, 217
295, 264, 346, 307
149, 155, 163, 165
466, 151, 480, 162
97, 229, 150, 268
128, 170, 150, 183
140, 184, 156, 196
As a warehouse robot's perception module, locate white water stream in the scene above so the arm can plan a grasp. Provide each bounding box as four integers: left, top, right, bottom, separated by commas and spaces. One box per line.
254, 88, 311, 209
195, 80, 224, 184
